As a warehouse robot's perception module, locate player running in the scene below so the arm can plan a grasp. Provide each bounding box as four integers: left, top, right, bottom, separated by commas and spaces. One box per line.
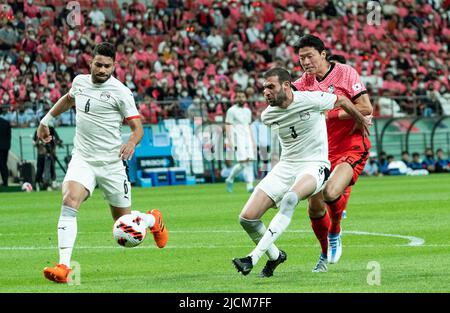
225, 89, 256, 193
292, 35, 373, 272
232, 67, 369, 277
38, 42, 168, 283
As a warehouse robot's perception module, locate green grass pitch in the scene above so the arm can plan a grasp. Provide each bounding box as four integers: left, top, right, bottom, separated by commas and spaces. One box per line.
1, 175, 450, 293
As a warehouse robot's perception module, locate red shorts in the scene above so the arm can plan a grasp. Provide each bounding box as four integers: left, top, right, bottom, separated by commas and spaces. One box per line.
330, 148, 369, 186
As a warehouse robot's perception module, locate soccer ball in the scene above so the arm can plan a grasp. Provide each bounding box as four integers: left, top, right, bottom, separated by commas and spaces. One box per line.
21, 182, 33, 192
112, 214, 148, 247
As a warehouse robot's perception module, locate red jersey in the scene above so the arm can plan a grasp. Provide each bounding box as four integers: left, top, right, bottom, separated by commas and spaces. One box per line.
292, 62, 371, 157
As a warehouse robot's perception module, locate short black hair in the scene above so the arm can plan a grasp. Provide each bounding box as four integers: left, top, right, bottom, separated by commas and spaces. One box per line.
264, 67, 291, 84
328, 54, 347, 64
295, 34, 326, 53
93, 42, 116, 61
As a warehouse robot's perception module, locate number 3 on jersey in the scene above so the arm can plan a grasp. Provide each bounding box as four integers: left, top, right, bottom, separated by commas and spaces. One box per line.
290, 126, 298, 139
84, 99, 90, 113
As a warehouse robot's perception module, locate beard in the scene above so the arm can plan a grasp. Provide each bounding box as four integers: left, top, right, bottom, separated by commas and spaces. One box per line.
92, 72, 111, 84
268, 89, 287, 107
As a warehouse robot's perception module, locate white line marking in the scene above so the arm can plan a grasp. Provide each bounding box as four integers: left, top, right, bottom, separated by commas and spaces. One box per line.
0, 229, 426, 250
343, 230, 425, 247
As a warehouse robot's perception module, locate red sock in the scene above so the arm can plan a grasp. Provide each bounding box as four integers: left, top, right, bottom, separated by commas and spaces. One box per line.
310, 211, 331, 255
327, 187, 351, 234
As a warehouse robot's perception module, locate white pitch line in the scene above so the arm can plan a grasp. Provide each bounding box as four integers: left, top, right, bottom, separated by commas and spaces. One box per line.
0, 244, 441, 251
0, 229, 426, 250
343, 230, 425, 247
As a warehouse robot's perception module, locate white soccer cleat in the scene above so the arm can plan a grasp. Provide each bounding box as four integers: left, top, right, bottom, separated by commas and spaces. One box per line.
327, 232, 342, 264
312, 254, 328, 273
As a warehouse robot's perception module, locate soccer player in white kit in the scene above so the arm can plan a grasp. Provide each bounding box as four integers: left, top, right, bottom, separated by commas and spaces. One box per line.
225, 89, 256, 193
232, 67, 369, 277
38, 43, 168, 283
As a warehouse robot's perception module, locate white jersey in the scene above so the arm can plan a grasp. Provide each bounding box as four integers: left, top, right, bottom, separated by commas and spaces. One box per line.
225, 104, 253, 138
261, 90, 337, 164
68, 74, 140, 162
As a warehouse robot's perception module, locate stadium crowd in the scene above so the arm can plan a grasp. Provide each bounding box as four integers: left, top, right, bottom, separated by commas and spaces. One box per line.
362, 147, 450, 176
0, 0, 450, 127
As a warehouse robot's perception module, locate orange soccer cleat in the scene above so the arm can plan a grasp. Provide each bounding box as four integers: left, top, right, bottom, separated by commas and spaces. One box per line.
148, 209, 168, 248
43, 264, 71, 283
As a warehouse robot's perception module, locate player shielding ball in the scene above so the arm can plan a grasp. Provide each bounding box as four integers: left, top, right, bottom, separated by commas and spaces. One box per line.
232, 67, 369, 277
38, 43, 168, 283
293, 35, 373, 272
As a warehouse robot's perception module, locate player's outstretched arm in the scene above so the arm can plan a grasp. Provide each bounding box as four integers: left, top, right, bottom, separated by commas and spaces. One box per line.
334, 95, 370, 136
328, 93, 373, 120
37, 93, 75, 143
119, 118, 144, 161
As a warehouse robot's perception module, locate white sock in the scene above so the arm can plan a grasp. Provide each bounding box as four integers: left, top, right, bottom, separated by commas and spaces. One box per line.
58, 205, 78, 267
249, 213, 291, 265
131, 210, 156, 228
227, 163, 243, 182
239, 217, 280, 261
244, 162, 254, 186
249, 192, 298, 265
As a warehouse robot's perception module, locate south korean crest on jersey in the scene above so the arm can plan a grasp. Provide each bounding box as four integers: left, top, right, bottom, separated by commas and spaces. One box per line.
100, 91, 111, 101
328, 85, 335, 94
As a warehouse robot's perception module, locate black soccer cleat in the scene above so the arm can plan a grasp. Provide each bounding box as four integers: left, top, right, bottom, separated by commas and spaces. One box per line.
232, 256, 253, 276
260, 250, 287, 278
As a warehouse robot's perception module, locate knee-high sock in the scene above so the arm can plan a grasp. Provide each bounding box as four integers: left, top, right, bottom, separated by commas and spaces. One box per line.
310, 211, 331, 255
249, 192, 298, 265
58, 205, 78, 267
327, 186, 351, 234
239, 217, 280, 261
227, 163, 243, 182
244, 162, 254, 185
131, 210, 156, 228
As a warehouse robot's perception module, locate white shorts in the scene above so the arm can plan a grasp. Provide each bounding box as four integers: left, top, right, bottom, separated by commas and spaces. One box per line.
234, 135, 256, 161
63, 154, 131, 208
257, 161, 330, 208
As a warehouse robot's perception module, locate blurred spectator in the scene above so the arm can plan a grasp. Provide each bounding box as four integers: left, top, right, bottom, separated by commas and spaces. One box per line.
58, 108, 76, 126
0, 23, 18, 57
386, 154, 408, 175
0, 109, 11, 187
33, 125, 63, 190
435, 148, 449, 173
410, 152, 424, 170
0, 0, 449, 125
207, 27, 224, 51
377, 88, 406, 117
436, 85, 450, 115
9, 105, 34, 127
233, 68, 249, 90
422, 148, 436, 173
377, 151, 389, 175
187, 97, 207, 120
423, 83, 442, 116
139, 96, 162, 124
362, 152, 379, 176
251, 106, 270, 178
401, 151, 410, 167
89, 1, 106, 27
